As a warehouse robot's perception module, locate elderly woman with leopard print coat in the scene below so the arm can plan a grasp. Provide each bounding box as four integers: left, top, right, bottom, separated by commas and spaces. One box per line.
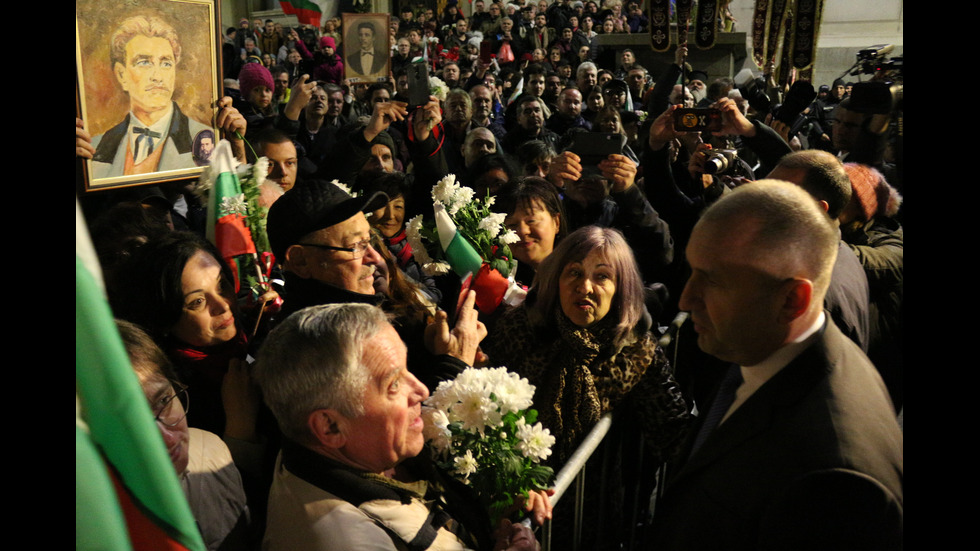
486, 226, 690, 548
488, 225, 690, 466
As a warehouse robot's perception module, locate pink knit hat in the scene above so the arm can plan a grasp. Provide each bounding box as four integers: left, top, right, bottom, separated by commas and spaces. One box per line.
238, 63, 274, 99
319, 36, 336, 50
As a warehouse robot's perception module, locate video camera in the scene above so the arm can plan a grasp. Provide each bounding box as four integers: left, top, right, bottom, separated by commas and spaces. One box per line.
852, 44, 903, 82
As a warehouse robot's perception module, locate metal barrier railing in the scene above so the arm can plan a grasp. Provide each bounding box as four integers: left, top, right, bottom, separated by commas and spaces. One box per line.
534, 311, 688, 550
540, 413, 614, 551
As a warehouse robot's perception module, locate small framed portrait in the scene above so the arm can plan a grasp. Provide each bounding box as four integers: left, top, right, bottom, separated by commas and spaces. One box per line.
76, 0, 221, 192
342, 13, 391, 83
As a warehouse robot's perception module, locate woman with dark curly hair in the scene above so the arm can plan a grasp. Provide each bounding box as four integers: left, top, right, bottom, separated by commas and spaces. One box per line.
109, 232, 263, 437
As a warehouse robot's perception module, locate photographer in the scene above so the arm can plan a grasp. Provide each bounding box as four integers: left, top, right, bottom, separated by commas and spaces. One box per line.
546, 145, 674, 286
832, 82, 901, 191
639, 99, 792, 261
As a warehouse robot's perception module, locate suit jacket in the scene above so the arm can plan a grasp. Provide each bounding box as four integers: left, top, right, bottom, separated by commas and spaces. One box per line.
826, 240, 872, 352
91, 101, 211, 179
347, 49, 387, 77
649, 319, 903, 551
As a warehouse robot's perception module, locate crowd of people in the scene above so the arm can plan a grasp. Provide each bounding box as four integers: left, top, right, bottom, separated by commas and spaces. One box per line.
77, 1, 903, 550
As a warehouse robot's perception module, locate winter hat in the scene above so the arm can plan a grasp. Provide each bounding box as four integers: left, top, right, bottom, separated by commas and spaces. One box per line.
238, 63, 274, 99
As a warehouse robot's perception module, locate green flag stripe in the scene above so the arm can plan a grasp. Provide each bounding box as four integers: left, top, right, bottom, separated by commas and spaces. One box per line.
76, 255, 205, 550
445, 232, 484, 277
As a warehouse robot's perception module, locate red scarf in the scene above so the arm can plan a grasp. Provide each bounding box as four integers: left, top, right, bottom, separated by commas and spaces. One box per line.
387, 229, 415, 269
166, 330, 248, 385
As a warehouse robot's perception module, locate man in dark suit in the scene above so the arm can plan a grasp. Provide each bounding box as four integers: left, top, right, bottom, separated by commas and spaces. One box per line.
768, 149, 872, 355
650, 180, 903, 550
347, 21, 387, 77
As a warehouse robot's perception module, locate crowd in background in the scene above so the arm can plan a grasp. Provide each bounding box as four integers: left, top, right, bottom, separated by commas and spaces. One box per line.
77, 1, 903, 549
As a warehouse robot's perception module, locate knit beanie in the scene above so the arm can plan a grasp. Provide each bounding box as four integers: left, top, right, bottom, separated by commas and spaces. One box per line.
319, 36, 336, 50
843, 163, 879, 222
844, 163, 903, 220
239, 63, 274, 99
372, 131, 396, 158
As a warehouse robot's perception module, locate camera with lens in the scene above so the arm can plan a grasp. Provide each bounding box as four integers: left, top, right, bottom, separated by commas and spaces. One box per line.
853, 44, 903, 82
703, 149, 739, 175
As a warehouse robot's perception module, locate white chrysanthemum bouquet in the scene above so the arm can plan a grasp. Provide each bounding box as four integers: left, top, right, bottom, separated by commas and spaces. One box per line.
428, 75, 450, 102
423, 367, 555, 523
406, 175, 526, 312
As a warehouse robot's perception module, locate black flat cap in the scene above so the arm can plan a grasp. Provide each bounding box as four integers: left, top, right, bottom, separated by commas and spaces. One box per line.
267, 179, 388, 261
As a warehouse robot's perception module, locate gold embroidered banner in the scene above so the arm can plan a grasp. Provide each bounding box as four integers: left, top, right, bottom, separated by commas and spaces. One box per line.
790, 0, 823, 70
695, 0, 720, 49
751, 0, 771, 68
648, 0, 671, 52
752, 0, 789, 70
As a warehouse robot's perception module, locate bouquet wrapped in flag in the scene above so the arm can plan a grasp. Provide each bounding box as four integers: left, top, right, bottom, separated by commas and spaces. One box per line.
406, 175, 526, 313
422, 367, 555, 524
195, 140, 279, 313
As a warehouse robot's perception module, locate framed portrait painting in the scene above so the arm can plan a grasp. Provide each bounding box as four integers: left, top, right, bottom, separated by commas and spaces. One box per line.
342, 13, 391, 84
76, 0, 221, 191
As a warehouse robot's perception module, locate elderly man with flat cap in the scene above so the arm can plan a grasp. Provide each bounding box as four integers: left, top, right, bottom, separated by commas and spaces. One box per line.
267, 180, 487, 390
268, 179, 390, 319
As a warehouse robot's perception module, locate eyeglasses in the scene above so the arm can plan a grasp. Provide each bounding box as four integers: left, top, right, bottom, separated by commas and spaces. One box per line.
152, 381, 190, 427
299, 238, 373, 259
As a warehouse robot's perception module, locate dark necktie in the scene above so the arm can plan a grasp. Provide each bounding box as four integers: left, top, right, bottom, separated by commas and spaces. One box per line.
689, 364, 742, 457
132, 126, 161, 161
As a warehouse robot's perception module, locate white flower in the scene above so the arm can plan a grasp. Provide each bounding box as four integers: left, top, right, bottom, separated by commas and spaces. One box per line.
425, 381, 457, 412
452, 186, 475, 209
432, 175, 459, 205
516, 418, 555, 462
429, 76, 449, 102
406, 215, 434, 265
422, 261, 451, 276
447, 371, 500, 434
478, 212, 507, 239
453, 449, 478, 479
220, 193, 248, 217
252, 157, 269, 187
484, 195, 496, 207
498, 229, 520, 245
454, 392, 500, 433
492, 371, 535, 414
406, 215, 425, 243
422, 407, 452, 454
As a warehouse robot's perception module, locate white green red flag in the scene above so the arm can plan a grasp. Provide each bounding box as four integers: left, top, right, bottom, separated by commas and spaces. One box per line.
76, 201, 205, 551
433, 203, 514, 313
205, 141, 259, 294
280, 0, 324, 27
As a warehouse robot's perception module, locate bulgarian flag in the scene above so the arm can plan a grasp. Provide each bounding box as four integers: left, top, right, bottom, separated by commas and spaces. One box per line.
433, 203, 518, 314
205, 141, 259, 294
280, 0, 325, 27
76, 201, 205, 551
